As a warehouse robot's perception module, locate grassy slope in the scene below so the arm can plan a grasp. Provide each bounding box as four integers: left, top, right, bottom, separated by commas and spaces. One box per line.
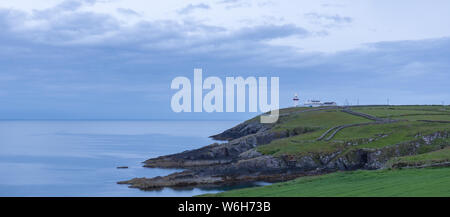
352, 106, 449, 118
259, 106, 450, 156
335, 121, 449, 149
206, 167, 450, 197
387, 147, 450, 167
273, 110, 370, 132
259, 110, 372, 155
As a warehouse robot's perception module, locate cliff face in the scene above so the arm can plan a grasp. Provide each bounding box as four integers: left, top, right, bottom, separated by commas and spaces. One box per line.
119, 113, 450, 190
142, 122, 312, 168
290, 131, 449, 172
209, 119, 274, 141
142, 132, 278, 168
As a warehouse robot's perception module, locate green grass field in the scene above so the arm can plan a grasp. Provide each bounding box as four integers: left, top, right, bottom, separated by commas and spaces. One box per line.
206, 167, 450, 197
273, 110, 370, 132
258, 106, 450, 156
352, 106, 449, 118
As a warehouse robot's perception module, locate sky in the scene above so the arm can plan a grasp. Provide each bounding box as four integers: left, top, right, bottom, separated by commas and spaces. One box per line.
0, 0, 449, 120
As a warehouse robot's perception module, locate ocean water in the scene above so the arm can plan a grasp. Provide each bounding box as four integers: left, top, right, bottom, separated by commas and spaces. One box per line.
0, 120, 265, 197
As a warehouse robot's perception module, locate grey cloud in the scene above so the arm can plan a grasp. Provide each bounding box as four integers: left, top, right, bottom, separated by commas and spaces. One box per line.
32, 0, 98, 19
4, 4, 447, 79
0, 4, 449, 118
321, 3, 346, 8
30, 12, 119, 44
55, 0, 84, 11
116, 8, 140, 16
305, 12, 353, 28
0, 9, 25, 29
0, 4, 119, 45
232, 24, 309, 41
178, 3, 210, 14
299, 38, 450, 77
218, 0, 241, 3
217, 0, 252, 9
0, 5, 310, 58
0, 6, 312, 87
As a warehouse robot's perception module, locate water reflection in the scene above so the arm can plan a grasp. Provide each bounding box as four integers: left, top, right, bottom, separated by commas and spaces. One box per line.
0, 120, 255, 197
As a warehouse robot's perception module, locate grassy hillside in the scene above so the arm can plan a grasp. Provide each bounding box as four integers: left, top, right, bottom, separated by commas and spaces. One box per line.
387, 147, 450, 168
205, 105, 450, 197
258, 105, 450, 156
352, 106, 449, 118
205, 167, 450, 197
273, 110, 370, 132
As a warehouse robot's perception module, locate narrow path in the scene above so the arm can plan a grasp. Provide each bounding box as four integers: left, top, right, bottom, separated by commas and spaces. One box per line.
280, 106, 341, 117
316, 126, 340, 141
341, 109, 383, 121
318, 109, 398, 141
325, 122, 382, 141
418, 120, 450, 123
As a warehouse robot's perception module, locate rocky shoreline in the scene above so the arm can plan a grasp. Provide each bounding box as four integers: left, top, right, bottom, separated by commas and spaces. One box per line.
117, 108, 450, 190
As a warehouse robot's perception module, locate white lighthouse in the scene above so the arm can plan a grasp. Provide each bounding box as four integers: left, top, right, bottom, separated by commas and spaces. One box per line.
293, 93, 299, 107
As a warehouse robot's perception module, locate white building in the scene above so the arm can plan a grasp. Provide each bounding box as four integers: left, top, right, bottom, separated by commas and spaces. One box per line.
304, 99, 322, 107
304, 100, 337, 107
323, 102, 337, 106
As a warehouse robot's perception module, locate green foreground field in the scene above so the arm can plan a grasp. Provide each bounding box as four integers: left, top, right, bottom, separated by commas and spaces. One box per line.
205, 167, 450, 197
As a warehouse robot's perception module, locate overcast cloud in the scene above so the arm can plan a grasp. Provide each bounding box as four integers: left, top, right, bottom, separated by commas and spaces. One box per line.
0, 0, 449, 119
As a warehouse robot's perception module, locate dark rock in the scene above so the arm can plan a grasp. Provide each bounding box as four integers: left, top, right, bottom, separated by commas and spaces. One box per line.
210, 120, 274, 141
143, 130, 291, 169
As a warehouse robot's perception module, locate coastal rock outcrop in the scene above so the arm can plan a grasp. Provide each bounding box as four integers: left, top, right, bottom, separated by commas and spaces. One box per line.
143, 126, 312, 168
209, 119, 274, 141
119, 131, 449, 190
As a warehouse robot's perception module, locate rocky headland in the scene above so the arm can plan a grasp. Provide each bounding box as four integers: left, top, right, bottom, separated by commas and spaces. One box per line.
118, 106, 450, 190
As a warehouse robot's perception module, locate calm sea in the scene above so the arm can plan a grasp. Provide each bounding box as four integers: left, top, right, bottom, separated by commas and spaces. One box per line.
0, 120, 267, 196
